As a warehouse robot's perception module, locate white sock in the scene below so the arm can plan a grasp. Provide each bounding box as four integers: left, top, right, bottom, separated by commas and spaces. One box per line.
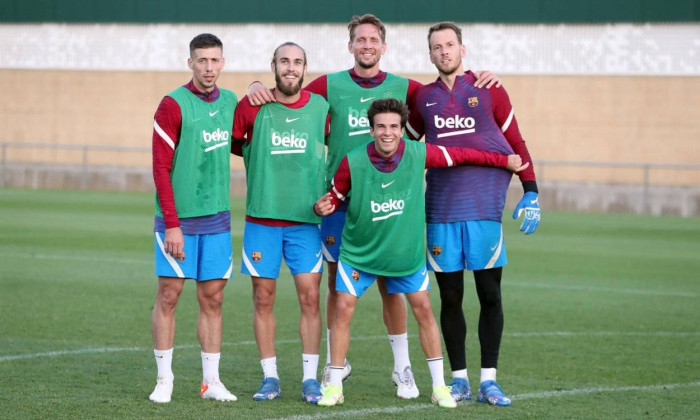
261, 357, 279, 379
427, 357, 446, 388
201, 352, 220, 384
325, 328, 332, 363
452, 368, 468, 381
302, 353, 319, 382
329, 366, 345, 387
154, 348, 174, 382
388, 333, 411, 372
480, 368, 497, 384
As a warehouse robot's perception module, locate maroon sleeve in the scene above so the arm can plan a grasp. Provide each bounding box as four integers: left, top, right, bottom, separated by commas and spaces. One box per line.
304, 75, 328, 99
152, 96, 182, 229
328, 157, 351, 209
425, 143, 508, 169
232, 96, 261, 151
406, 78, 424, 111
491, 86, 537, 189
406, 80, 425, 141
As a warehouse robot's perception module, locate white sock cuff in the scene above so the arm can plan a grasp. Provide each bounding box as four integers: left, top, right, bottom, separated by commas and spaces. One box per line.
480, 367, 497, 383
154, 348, 173, 357
201, 352, 221, 361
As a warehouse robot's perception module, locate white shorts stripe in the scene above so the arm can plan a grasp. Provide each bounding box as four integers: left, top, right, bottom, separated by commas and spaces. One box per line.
155, 232, 185, 278
419, 269, 430, 291
484, 226, 504, 269
338, 262, 358, 297
321, 243, 336, 262
426, 251, 443, 272
241, 247, 260, 277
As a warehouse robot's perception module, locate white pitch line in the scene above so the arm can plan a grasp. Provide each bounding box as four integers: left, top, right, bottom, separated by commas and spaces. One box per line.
0, 251, 151, 265
508, 281, 696, 297
266, 381, 700, 420
2, 331, 698, 363
1, 253, 696, 297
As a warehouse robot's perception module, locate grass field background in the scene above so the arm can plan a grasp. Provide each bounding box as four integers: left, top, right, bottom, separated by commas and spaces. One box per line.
1, 188, 698, 419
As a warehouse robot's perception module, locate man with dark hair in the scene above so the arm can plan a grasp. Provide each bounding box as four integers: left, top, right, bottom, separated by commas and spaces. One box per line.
409, 21, 541, 406
150, 33, 237, 404
314, 98, 528, 408
248, 14, 502, 399
231, 42, 329, 404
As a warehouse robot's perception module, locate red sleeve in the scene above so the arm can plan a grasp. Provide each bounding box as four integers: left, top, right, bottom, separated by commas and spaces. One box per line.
491, 85, 537, 187
405, 78, 425, 140
328, 157, 351, 210
304, 75, 328, 99
152, 96, 182, 229
406, 78, 424, 111
232, 96, 261, 156
425, 143, 508, 169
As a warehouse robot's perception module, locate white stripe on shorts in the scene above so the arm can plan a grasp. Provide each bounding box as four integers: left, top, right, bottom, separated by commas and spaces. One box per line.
337, 262, 358, 297
484, 226, 504, 269
241, 247, 260, 277
155, 232, 185, 278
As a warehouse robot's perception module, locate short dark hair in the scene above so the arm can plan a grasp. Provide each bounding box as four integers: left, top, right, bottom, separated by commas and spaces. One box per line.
189, 33, 223, 56
367, 98, 408, 128
271, 42, 307, 66
427, 21, 462, 49
348, 14, 386, 43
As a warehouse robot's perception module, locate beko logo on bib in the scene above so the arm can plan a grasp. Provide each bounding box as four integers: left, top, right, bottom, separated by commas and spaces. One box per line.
347, 107, 369, 128
370, 199, 404, 221
270, 129, 308, 154
201, 129, 230, 142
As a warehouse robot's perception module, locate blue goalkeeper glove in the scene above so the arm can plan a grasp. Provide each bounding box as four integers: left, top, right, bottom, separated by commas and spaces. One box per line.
512, 192, 540, 235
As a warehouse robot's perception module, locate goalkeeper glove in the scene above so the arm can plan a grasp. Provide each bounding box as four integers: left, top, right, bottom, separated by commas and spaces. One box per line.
512, 191, 540, 235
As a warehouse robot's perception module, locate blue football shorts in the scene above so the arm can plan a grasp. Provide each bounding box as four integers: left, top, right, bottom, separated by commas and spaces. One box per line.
320, 210, 345, 263
426, 220, 507, 272
241, 222, 323, 278
154, 231, 233, 281
336, 260, 430, 298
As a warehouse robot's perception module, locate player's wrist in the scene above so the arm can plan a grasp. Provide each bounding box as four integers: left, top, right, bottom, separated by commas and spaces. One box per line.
522, 180, 538, 194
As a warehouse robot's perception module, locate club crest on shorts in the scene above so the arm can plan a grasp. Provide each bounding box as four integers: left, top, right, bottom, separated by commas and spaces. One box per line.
431, 245, 442, 256
467, 97, 478, 108
325, 235, 336, 246
251, 251, 262, 262
352, 270, 360, 281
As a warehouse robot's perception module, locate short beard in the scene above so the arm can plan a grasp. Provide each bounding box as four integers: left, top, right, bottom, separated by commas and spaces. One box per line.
275, 72, 304, 96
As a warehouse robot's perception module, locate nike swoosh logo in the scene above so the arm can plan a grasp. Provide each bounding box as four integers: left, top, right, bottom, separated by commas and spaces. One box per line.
426, 102, 437, 107
421, 269, 427, 276
315, 250, 322, 258
209, 110, 219, 117
381, 180, 395, 188
490, 243, 498, 251
286, 117, 300, 123
360, 97, 374, 103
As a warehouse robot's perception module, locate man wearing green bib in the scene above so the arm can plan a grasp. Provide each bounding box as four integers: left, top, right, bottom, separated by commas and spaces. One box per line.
313, 98, 528, 408
150, 33, 237, 404
247, 14, 501, 398
232, 42, 329, 404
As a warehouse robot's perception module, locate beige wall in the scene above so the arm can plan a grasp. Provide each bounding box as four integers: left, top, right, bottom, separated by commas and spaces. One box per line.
2, 69, 699, 183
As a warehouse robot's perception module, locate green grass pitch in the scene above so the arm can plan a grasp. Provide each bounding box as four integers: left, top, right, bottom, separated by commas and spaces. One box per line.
0, 188, 698, 419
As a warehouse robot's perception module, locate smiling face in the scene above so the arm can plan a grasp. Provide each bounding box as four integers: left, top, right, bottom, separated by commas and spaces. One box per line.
428, 28, 465, 77
272, 44, 306, 98
188, 47, 224, 93
370, 112, 404, 158
348, 23, 387, 71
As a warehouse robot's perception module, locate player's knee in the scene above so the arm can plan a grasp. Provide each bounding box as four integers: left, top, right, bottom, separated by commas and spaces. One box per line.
299, 290, 320, 313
